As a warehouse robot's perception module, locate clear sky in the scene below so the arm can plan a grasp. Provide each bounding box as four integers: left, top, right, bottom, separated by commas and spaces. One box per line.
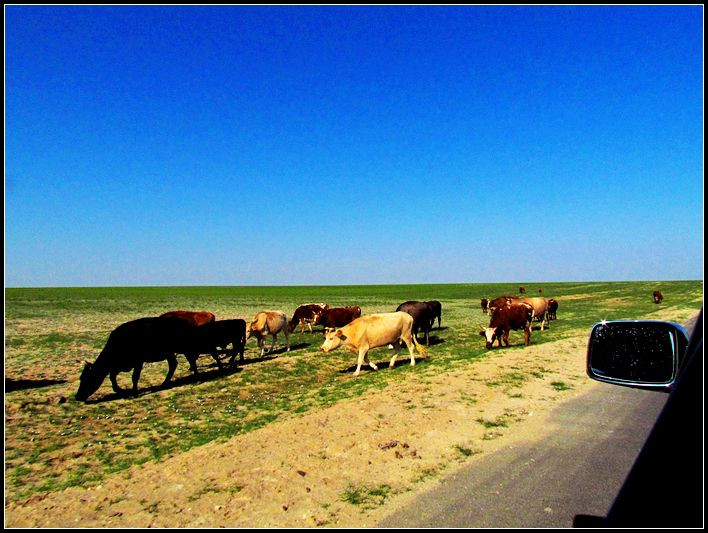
5, 5, 704, 287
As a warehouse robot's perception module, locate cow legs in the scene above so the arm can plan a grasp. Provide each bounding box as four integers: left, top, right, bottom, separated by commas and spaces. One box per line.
284, 329, 290, 352
131, 362, 143, 395
210, 350, 224, 370
524, 325, 531, 346
389, 341, 403, 368
110, 370, 125, 395
269, 333, 278, 354
354, 344, 377, 377
162, 355, 178, 387
401, 336, 417, 367
186, 353, 199, 374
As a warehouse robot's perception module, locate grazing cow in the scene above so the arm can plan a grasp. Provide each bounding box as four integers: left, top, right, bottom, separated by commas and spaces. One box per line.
247, 311, 290, 357
396, 301, 434, 345
288, 303, 329, 333
183, 319, 247, 369
519, 286, 526, 294
320, 312, 427, 376
426, 300, 442, 329
76, 316, 194, 401
317, 306, 362, 330
479, 303, 534, 349
487, 295, 550, 331
653, 291, 664, 304
160, 310, 215, 327
547, 299, 558, 320
481, 298, 489, 314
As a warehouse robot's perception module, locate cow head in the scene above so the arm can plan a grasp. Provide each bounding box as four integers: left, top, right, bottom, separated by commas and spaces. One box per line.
321, 329, 346, 353
75, 361, 102, 402
479, 327, 498, 349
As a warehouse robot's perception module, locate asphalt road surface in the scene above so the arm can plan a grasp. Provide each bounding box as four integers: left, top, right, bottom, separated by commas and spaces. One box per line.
378, 383, 668, 528
379, 316, 699, 528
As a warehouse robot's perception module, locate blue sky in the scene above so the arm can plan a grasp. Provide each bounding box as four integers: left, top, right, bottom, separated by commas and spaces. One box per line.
5, 5, 703, 287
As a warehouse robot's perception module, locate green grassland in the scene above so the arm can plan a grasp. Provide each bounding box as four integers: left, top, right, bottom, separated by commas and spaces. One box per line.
4, 280, 703, 503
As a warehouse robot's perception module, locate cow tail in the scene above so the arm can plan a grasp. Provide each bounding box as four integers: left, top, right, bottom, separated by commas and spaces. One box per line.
411, 334, 427, 357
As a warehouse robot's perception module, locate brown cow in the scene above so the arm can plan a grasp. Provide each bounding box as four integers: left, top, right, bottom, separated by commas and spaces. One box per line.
547, 298, 558, 320
479, 303, 533, 349
653, 291, 664, 304
247, 311, 290, 357
519, 286, 526, 294
487, 296, 549, 330
481, 298, 489, 314
320, 312, 427, 376
317, 306, 362, 330
160, 310, 216, 326
288, 303, 329, 333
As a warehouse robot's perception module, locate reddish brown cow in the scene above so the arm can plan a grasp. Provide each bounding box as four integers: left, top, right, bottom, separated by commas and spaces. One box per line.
317, 306, 362, 330
547, 299, 558, 320
481, 298, 489, 314
160, 310, 215, 327
288, 304, 329, 333
653, 291, 664, 304
479, 303, 534, 349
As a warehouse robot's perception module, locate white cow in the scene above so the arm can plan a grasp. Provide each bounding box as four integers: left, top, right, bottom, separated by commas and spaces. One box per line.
320, 312, 427, 376
247, 311, 290, 357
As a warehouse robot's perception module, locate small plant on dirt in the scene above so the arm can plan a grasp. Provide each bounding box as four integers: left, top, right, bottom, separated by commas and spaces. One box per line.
551, 381, 573, 391
453, 444, 480, 458
340, 483, 392, 509
476, 416, 509, 429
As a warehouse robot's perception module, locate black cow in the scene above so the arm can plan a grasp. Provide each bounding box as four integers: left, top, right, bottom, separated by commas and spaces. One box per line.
396, 301, 433, 345
481, 298, 489, 314
479, 303, 533, 349
426, 300, 442, 329
183, 319, 247, 369
76, 316, 194, 402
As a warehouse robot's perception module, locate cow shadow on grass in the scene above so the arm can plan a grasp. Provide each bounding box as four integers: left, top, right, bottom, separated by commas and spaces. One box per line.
421, 335, 446, 347
238, 342, 312, 363
338, 354, 430, 375
85, 365, 242, 404
6, 377, 68, 392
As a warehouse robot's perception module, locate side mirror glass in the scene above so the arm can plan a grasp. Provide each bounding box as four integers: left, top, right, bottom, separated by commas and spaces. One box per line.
587, 321, 688, 391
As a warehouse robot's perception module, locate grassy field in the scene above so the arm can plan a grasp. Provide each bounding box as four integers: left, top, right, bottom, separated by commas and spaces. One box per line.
4, 280, 703, 504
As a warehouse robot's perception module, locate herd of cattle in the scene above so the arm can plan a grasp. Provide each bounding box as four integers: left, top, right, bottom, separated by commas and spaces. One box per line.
74, 289, 664, 401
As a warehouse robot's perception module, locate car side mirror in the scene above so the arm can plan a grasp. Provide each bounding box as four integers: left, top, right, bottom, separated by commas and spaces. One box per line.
586, 320, 689, 392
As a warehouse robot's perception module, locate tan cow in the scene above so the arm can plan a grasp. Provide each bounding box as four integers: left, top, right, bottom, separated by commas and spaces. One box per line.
320, 312, 427, 377
247, 311, 290, 357
519, 297, 550, 330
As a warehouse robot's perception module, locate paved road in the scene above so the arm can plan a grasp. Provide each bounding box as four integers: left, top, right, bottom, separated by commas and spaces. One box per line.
378, 383, 668, 528
379, 316, 699, 528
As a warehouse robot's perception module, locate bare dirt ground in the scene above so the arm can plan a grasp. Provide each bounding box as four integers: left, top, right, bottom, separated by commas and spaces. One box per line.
5, 331, 604, 528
